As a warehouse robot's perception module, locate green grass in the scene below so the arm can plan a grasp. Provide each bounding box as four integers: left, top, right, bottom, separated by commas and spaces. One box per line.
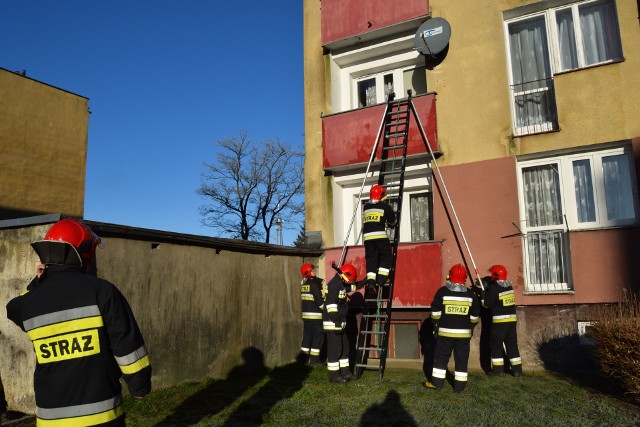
121, 362, 640, 427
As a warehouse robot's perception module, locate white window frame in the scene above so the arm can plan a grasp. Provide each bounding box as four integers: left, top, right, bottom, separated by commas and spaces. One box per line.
549, 0, 623, 73
330, 34, 425, 113
352, 65, 426, 109
516, 145, 639, 292
503, 0, 623, 136
332, 167, 432, 246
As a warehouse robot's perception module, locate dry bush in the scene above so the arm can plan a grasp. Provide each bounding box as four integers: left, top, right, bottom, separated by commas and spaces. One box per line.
589, 293, 640, 403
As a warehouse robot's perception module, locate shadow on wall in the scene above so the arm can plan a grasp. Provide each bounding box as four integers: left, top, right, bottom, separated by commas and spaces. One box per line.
359, 390, 418, 427
154, 346, 312, 427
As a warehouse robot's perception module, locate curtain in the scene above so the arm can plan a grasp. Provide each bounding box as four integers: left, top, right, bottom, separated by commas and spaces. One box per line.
580, 0, 622, 65
603, 154, 635, 221
556, 9, 578, 70
526, 231, 569, 286
410, 193, 430, 242
522, 164, 563, 227
509, 17, 555, 129
572, 159, 596, 222
522, 164, 568, 288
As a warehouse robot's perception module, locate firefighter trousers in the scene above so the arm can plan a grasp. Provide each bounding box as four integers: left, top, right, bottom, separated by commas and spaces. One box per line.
364, 238, 392, 286
326, 330, 350, 380
431, 337, 470, 393
301, 319, 324, 364
490, 322, 521, 374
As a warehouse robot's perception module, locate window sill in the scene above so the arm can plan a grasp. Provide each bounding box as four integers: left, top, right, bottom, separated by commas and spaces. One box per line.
554, 58, 625, 77
523, 290, 575, 296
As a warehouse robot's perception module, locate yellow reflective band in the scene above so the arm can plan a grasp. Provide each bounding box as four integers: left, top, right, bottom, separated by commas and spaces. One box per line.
34, 329, 100, 364
27, 316, 104, 341
37, 405, 123, 427
301, 295, 315, 301
120, 354, 150, 375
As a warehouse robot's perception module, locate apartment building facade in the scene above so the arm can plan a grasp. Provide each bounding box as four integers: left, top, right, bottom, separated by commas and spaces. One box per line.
303, 0, 640, 365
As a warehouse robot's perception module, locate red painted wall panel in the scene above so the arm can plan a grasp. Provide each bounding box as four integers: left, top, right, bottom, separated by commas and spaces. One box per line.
324, 241, 442, 308
322, 93, 438, 170
321, 0, 430, 45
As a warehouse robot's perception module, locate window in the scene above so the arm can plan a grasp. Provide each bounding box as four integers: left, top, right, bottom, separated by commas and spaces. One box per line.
330, 32, 426, 113
504, 0, 623, 136
554, 0, 622, 72
332, 171, 432, 246
517, 146, 639, 292
357, 73, 394, 107
410, 192, 432, 242
354, 67, 426, 108
506, 15, 559, 136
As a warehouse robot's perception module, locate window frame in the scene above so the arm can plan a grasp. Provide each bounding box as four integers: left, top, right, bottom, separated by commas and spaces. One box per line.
516, 145, 639, 292
332, 170, 432, 246
503, 0, 623, 136
517, 146, 639, 232
352, 65, 426, 109
549, 0, 623, 73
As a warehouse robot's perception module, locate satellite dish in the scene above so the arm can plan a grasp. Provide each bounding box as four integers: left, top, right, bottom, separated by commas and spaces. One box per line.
415, 17, 451, 56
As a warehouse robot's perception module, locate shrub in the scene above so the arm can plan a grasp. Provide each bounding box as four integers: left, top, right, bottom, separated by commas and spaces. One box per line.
589, 292, 640, 404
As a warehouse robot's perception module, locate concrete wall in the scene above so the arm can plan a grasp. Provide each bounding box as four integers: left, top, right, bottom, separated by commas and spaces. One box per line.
0, 224, 317, 413
0, 68, 89, 219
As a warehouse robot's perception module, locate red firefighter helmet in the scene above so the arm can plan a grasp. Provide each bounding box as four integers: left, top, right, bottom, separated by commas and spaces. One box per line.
489, 264, 508, 281
370, 184, 386, 202
448, 264, 468, 285
300, 263, 315, 278
340, 264, 357, 284
43, 219, 102, 267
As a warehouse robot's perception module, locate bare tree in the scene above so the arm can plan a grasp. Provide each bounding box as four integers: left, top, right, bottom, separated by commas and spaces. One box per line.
198, 130, 304, 243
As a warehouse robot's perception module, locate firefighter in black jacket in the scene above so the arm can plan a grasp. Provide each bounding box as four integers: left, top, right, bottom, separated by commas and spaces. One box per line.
363, 184, 397, 289
322, 264, 358, 383
299, 263, 325, 366
482, 265, 522, 377
6, 219, 151, 427
426, 264, 480, 393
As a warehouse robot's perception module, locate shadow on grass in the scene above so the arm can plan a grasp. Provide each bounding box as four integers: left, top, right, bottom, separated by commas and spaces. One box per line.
221, 360, 312, 426
359, 390, 418, 427
538, 334, 627, 401
154, 346, 269, 427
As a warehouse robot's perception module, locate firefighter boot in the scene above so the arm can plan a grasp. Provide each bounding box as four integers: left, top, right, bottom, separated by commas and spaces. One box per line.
512, 364, 523, 377
488, 363, 505, 376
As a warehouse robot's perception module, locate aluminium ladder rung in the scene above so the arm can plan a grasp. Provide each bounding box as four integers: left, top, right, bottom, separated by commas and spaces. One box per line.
357, 346, 383, 352
360, 330, 386, 335
362, 314, 388, 319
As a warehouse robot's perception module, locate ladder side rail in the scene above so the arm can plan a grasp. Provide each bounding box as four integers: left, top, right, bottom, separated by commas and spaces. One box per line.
378, 94, 412, 379
409, 102, 484, 289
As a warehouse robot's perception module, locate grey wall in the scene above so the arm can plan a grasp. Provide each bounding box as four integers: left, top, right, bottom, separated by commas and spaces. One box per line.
0, 224, 317, 413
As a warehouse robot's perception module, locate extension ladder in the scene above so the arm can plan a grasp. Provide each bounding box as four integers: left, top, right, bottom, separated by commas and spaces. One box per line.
353, 92, 412, 380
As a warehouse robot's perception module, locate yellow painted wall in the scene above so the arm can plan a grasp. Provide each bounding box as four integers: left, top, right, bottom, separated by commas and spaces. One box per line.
428, 0, 640, 164
303, 0, 334, 251
0, 68, 89, 219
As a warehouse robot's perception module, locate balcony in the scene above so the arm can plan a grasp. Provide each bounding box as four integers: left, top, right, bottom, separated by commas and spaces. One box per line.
321, 0, 430, 48
322, 93, 438, 171
323, 241, 442, 308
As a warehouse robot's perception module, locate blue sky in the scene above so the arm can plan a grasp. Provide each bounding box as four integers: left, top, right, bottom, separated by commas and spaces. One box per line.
1, 1, 304, 244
